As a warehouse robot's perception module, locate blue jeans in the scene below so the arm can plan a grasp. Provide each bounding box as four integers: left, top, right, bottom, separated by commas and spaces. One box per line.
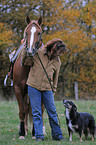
28, 86, 63, 140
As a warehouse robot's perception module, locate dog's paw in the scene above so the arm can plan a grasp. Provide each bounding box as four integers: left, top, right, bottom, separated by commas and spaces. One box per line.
80, 138, 82, 142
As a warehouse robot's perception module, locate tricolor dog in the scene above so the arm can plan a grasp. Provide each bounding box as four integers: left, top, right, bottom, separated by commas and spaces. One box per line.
63, 99, 95, 141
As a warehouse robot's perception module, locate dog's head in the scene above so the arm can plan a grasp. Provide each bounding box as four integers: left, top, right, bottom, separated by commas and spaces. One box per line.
63, 99, 77, 111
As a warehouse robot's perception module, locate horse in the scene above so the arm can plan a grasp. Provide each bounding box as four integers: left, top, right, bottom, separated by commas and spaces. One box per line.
13, 16, 44, 139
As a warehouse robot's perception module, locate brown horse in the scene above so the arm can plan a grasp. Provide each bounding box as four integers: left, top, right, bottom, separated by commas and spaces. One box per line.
13, 16, 44, 139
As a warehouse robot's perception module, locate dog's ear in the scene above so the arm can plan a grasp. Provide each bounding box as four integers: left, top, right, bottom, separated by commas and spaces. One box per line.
71, 101, 77, 111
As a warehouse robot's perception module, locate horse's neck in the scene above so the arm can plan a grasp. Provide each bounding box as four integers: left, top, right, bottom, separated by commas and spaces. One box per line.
11, 44, 25, 63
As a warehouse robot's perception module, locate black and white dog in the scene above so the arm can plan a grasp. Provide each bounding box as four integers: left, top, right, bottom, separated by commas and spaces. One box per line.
63, 99, 95, 141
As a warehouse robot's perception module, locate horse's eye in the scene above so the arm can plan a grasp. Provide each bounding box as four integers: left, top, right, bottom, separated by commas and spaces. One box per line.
26, 32, 28, 35
38, 32, 41, 36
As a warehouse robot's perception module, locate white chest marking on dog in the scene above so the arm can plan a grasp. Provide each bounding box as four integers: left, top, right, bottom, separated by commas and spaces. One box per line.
68, 121, 75, 132
29, 26, 36, 53
66, 108, 70, 119
66, 108, 75, 132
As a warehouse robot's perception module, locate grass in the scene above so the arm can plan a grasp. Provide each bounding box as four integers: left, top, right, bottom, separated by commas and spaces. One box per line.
0, 100, 96, 145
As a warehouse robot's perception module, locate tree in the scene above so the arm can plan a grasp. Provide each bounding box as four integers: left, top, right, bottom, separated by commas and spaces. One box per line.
0, 0, 42, 46
42, 0, 96, 99
0, 0, 96, 99
0, 22, 15, 99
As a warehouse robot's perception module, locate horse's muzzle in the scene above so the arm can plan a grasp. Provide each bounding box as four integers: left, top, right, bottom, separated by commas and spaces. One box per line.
27, 47, 37, 56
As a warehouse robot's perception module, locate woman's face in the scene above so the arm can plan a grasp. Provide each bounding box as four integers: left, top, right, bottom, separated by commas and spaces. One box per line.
48, 48, 65, 60
53, 48, 65, 57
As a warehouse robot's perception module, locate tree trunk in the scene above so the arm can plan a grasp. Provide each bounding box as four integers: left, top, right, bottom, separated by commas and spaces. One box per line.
74, 81, 78, 100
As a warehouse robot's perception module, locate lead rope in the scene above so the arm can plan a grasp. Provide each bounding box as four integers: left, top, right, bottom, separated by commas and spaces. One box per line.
36, 52, 53, 92
24, 33, 61, 126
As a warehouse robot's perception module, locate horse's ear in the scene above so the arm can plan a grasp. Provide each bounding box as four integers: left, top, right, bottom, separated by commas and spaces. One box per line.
38, 16, 42, 26
26, 16, 31, 24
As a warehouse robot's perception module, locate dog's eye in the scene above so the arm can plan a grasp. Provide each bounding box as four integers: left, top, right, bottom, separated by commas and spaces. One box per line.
75, 107, 77, 110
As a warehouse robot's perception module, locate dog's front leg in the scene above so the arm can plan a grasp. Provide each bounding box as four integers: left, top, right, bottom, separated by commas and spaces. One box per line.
91, 135, 94, 141
79, 136, 82, 142
68, 128, 72, 141
79, 131, 83, 142
69, 132, 72, 141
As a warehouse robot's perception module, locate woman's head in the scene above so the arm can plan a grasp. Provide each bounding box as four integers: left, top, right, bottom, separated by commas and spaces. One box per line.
45, 38, 66, 60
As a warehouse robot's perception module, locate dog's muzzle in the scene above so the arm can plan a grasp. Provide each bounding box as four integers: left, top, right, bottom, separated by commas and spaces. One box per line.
63, 99, 70, 109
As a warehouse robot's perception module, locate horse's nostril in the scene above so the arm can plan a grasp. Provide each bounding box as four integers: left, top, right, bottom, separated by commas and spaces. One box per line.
33, 48, 35, 54
31, 48, 36, 56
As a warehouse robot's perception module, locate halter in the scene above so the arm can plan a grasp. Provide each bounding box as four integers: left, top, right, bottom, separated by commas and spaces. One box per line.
23, 21, 42, 56
25, 33, 42, 56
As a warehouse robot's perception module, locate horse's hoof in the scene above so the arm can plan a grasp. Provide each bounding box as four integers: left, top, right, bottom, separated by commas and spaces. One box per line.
32, 136, 36, 139
19, 136, 25, 140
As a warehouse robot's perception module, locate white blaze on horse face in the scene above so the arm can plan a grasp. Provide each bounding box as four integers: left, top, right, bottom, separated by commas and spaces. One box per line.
29, 26, 36, 53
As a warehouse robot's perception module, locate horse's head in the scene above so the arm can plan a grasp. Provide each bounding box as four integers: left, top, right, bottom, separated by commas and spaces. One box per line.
24, 16, 42, 56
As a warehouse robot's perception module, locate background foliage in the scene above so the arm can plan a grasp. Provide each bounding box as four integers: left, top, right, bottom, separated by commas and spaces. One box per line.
0, 0, 96, 100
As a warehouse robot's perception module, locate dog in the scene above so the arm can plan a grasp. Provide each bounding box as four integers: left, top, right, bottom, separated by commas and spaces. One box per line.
63, 99, 95, 141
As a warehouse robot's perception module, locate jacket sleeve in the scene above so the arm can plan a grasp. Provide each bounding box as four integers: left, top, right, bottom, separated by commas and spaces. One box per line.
53, 60, 61, 93
21, 47, 34, 66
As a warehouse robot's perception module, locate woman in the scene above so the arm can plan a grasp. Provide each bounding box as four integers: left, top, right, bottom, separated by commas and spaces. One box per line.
22, 38, 66, 141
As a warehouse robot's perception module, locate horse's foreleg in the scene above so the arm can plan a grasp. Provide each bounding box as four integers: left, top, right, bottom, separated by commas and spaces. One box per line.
15, 85, 25, 137
24, 94, 29, 136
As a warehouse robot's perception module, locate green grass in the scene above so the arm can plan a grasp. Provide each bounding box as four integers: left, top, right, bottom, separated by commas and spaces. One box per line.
0, 100, 96, 145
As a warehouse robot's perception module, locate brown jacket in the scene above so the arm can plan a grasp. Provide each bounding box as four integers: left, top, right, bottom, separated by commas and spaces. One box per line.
22, 46, 61, 93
